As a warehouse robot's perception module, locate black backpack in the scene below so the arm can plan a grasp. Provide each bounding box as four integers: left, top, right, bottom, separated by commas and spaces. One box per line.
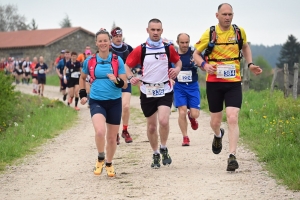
140, 42, 171, 68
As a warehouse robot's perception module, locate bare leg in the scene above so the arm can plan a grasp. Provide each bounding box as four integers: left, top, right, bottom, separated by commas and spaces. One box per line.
226, 107, 240, 155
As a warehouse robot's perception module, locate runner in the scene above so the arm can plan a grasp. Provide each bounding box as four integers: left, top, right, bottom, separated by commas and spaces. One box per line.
22, 56, 31, 85
30, 57, 38, 93
110, 26, 133, 144
174, 33, 200, 146
54, 50, 65, 91
193, 3, 263, 171
56, 50, 71, 101
63, 52, 81, 110
125, 18, 182, 169
12, 58, 21, 84
35, 56, 49, 97
79, 29, 128, 177
77, 46, 91, 63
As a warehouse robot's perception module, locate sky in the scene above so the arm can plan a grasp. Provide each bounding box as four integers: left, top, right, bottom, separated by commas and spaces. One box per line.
1, 0, 300, 48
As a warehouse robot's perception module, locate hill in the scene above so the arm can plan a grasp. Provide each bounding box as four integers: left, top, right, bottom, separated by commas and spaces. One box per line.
250, 44, 282, 68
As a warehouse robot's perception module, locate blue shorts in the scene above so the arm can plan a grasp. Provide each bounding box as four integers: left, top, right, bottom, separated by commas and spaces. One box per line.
173, 81, 200, 109
122, 83, 131, 93
89, 98, 122, 125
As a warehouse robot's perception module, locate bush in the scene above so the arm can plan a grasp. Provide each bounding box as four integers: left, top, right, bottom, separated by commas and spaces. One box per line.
0, 72, 19, 132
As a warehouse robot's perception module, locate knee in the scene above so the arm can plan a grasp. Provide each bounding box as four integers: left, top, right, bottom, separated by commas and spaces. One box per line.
210, 118, 221, 128
227, 114, 238, 125
122, 102, 130, 112
95, 129, 105, 139
106, 133, 116, 145
148, 123, 157, 134
159, 118, 169, 127
190, 110, 200, 119
178, 108, 187, 118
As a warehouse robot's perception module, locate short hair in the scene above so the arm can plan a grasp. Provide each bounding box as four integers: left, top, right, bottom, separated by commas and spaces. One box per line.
148, 18, 162, 25
65, 50, 70, 53
71, 52, 77, 56
218, 3, 232, 11
177, 33, 190, 41
95, 29, 111, 40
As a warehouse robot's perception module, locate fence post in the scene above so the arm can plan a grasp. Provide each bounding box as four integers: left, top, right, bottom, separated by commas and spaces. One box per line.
283, 63, 289, 98
242, 60, 250, 91
293, 63, 299, 99
270, 67, 279, 95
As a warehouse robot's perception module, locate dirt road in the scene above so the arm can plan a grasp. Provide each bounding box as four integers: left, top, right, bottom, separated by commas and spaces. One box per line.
0, 84, 299, 200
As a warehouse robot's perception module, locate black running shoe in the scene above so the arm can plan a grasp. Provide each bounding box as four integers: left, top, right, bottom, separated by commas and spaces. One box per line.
63, 94, 67, 101
212, 128, 225, 154
227, 154, 239, 171
151, 153, 161, 169
160, 148, 172, 166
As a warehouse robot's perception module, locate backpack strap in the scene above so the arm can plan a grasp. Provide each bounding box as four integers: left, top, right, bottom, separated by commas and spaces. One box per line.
232, 24, 243, 51
111, 54, 119, 77
203, 26, 217, 60
140, 42, 171, 68
140, 43, 147, 67
88, 54, 97, 84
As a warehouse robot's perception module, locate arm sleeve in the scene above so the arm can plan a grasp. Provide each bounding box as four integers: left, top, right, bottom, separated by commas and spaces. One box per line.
125, 46, 142, 68
169, 45, 180, 63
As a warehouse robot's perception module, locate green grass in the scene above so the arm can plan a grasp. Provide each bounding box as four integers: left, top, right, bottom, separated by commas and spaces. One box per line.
0, 93, 78, 171
46, 74, 60, 86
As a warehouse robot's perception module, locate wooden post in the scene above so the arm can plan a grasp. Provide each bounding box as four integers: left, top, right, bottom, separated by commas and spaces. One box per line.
293, 63, 299, 99
283, 63, 289, 98
270, 67, 279, 95
242, 60, 250, 91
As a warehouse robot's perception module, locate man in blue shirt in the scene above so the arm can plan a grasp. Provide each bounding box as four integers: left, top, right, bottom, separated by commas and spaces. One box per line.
56, 50, 71, 101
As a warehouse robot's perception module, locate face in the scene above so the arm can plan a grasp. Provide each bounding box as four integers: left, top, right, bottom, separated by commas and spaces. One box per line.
147, 22, 163, 42
216, 4, 233, 29
112, 34, 123, 46
71, 54, 77, 61
25, 57, 30, 62
95, 33, 111, 53
39, 56, 44, 63
60, 53, 65, 58
65, 52, 71, 59
177, 34, 190, 53
33, 57, 37, 63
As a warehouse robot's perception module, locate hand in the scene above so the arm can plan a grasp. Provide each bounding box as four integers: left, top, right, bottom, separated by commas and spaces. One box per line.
249, 65, 263, 75
64, 79, 67, 84
107, 73, 117, 83
204, 63, 217, 75
59, 74, 63, 79
80, 97, 87, 105
168, 67, 180, 79
130, 77, 140, 86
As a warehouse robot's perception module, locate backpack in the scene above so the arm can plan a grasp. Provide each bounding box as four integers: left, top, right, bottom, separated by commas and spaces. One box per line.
140, 42, 171, 68
203, 24, 243, 62
88, 53, 119, 84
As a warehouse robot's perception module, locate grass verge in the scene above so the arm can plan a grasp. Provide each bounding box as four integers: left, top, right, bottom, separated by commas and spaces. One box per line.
46, 74, 60, 87
0, 93, 78, 171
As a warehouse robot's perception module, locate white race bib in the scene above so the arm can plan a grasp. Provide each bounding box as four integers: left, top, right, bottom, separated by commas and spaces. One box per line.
145, 83, 165, 98
39, 69, 45, 74
216, 64, 236, 78
177, 71, 192, 82
34, 70, 38, 75
18, 69, 22, 73
71, 71, 80, 78
25, 68, 30, 72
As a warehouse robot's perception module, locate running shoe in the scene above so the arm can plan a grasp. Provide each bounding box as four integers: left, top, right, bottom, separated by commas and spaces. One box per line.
151, 153, 161, 169
212, 128, 225, 154
227, 154, 239, 171
93, 160, 105, 175
74, 107, 80, 111
188, 111, 198, 130
121, 130, 133, 143
182, 136, 190, 146
63, 94, 67, 101
32, 89, 36, 93
116, 134, 120, 145
41, 94, 43, 97
105, 165, 116, 177
160, 147, 172, 165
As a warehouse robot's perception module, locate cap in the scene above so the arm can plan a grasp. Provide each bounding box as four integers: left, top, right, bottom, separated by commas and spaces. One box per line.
60, 50, 65, 53
111, 28, 122, 37
85, 50, 91, 55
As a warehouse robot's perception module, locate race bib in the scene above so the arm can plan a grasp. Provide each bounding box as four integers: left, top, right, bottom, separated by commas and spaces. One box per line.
145, 83, 165, 98
177, 71, 192, 82
18, 69, 22, 73
34, 70, 38, 75
216, 64, 236, 78
71, 71, 80, 78
25, 68, 30, 72
39, 69, 45, 74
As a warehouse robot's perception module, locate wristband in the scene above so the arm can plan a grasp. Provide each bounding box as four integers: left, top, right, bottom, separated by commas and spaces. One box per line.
200, 61, 206, 68
127, 76, 133, 81
114, 77, 124, 88
248, 63, 254, 68
63, 75, 66, 79
79, 89, 87, 99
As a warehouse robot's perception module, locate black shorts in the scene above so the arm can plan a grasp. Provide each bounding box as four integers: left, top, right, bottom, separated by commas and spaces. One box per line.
89, 98, 122, 125
67, 78, 79, 88
32, 75, 38, 79
15, 70, 23, 75
140, 91, 173, 117
206, 81, 242, 113
38, 76, 46, 84
60, 78, 67, 90
24, 72, 31, 77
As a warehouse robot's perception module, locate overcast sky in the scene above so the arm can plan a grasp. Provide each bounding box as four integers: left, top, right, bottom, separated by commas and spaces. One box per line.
2, 0, 300, 48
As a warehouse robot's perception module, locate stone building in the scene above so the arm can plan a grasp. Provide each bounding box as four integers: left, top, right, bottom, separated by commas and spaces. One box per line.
0, 27, 96, 69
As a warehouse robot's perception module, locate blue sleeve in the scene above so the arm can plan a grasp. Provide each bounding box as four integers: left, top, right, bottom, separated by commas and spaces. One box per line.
117, 57, 125, 75
82, 57, 90, 75
56, 59, 63, 69
171, 63, 175, 68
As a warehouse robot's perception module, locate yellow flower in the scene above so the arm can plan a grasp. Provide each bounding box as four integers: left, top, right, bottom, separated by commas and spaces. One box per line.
263, 116, 267, 119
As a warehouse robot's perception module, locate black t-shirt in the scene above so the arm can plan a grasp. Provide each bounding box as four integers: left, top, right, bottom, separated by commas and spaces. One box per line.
66, 60, 81, 78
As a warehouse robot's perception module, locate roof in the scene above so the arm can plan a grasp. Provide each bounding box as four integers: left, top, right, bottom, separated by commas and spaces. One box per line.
0, 27, 95, 49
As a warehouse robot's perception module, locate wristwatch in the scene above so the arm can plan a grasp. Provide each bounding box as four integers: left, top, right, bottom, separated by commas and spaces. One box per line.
127, 75, 133, 80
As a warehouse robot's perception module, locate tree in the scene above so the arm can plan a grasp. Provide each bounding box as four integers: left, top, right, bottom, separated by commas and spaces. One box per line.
111, 21, 116, 31
59, 14, 72, 28
29, 19, 38, 30
0, 4, 28, 31
250, 56, 273, 91
277, 35, 300, 74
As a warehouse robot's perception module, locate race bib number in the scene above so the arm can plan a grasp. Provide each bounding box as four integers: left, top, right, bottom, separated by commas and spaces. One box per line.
25, 68, 30, 72
34, 70, 38, 75
216, 64, 236, 78
39, 69, 45, 74
177, 71, 192, 82
145, 83, 165, 98
71, 72, 80, 78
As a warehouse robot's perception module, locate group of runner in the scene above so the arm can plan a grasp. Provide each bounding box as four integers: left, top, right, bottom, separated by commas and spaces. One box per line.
77, 2, 263, 177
